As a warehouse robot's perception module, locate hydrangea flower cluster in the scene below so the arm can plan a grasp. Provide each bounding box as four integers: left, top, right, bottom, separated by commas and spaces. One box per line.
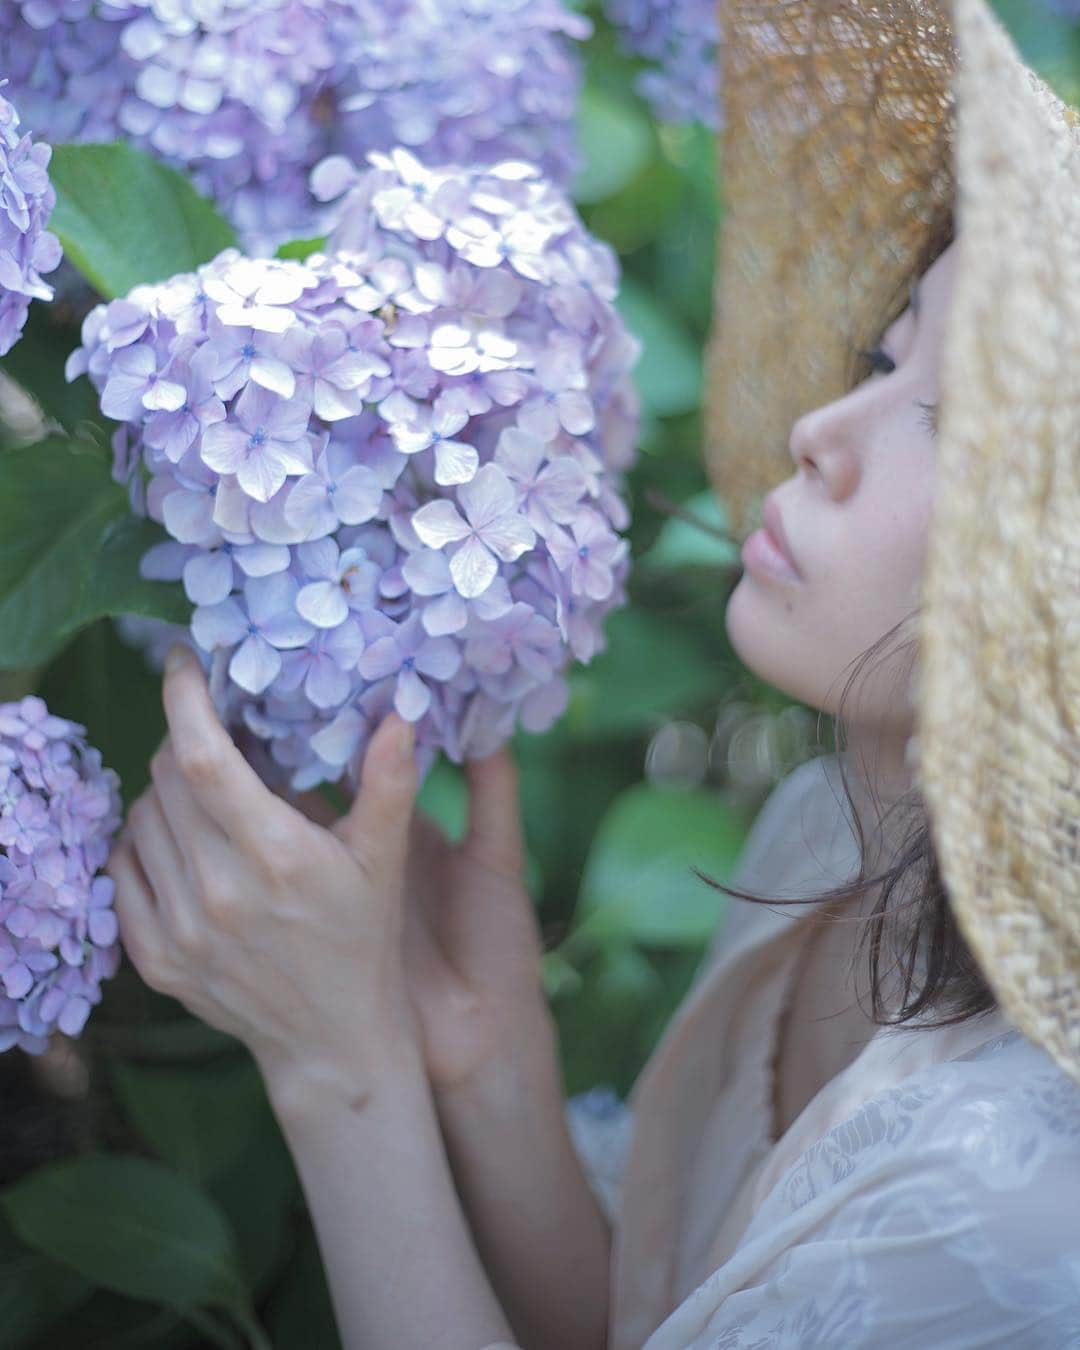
0, 0, 589, 252
71, 150, 640, 792
0, 84, 61, 357
604, 0, 720, 128
0, 697, 123, 1055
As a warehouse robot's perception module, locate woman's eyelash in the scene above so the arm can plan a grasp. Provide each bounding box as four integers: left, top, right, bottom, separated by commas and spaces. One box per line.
859, 345, 938, 437
860, 344, 897, 375
916, 399, 939, 438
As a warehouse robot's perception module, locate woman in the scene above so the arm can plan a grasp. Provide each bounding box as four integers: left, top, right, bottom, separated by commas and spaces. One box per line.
108, 1, 1080, 1346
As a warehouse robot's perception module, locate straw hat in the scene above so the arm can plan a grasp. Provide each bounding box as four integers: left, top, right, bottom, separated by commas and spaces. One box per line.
705, 0, 1080, 1088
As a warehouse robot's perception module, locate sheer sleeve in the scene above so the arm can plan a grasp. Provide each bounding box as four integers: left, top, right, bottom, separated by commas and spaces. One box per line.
642, 1038, 1080, 1349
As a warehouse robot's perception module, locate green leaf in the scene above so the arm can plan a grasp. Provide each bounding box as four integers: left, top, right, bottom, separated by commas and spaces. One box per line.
615, 275, 702, 418
0, 1153, 248, 1315
49, 143, 236, 298
0, 437, 189, 668
37, 619, 167, 805
275, 235, 327, 261
639, 489, 739, 571
573, 85, 655, 205
0, 1210, 92, 1350
566, 607, 718, 738
108, 1059, 268, 1186
569, 782, 745, 948
0, 304, 103, 435
263, 1221, 342, 1350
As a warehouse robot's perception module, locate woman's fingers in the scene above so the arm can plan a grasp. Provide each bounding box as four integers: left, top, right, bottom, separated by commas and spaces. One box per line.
335, 713, 419, 882
462, 745, 525, 881
160, 645, 284, 850
106, 834, 169, 989
126, 785, 204, 952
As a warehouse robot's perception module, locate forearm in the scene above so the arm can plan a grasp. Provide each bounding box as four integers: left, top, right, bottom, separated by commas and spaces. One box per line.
434, 1003, 612, 1350
264, 1042, 515, 1350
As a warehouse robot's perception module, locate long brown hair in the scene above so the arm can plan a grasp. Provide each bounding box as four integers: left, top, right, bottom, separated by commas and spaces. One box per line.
684, 200, 1000, 1033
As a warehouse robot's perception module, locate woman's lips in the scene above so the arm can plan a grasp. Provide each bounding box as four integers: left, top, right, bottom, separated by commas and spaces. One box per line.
740, 495, 803, 584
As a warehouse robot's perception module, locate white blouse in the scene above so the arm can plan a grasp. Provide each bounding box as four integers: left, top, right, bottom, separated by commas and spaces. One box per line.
499, 755, 1080, 1348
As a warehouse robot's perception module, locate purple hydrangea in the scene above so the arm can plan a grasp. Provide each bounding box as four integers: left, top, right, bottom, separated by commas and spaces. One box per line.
0, 696, 123, 1055
72, 150, 640, 792
0, 0, 589, 254
604, 0, 720, 128
0, 84, 62, 357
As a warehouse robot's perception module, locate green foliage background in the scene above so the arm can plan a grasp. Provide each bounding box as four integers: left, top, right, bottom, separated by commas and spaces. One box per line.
0, 2, 1075, 1346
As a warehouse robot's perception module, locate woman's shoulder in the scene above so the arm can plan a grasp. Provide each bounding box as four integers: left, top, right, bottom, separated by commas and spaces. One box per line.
764, 1025, 1080, 1222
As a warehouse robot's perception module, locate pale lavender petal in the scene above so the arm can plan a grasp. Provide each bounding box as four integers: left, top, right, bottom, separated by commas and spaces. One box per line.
449, 535, 497, 598
412, 499, 471, 549
229, 634, 281, 694
394, 668, 431, 721
297, 580, 349, 629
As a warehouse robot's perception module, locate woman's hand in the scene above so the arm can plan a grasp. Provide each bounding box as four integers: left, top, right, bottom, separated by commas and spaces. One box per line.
295, 743, 550, 1097
107, 644, 424, 1097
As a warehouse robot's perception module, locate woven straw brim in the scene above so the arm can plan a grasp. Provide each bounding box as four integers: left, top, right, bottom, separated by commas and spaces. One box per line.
706, 0, 1080, 1087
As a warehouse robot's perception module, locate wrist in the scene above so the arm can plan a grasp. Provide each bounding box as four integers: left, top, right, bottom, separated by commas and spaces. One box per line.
259, 1029, 428, 1129
434, 997, 562, 1126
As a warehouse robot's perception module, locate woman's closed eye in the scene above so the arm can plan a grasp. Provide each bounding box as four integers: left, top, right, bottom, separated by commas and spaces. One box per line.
859, 344, 939, 438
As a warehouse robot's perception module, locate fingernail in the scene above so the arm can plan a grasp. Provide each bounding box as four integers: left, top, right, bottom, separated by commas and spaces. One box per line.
164, 644, 190, 675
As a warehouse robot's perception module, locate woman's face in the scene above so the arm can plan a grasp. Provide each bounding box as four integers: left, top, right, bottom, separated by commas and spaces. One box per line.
724, 239, 959, 762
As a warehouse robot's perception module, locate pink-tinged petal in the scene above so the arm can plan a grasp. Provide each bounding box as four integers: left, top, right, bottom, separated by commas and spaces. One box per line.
458, 462, 515, 528
200, 422, 250, 476
229, 633, 281, 694
191, 597, 248, 649
416, 637, 461, 681
419, 591, 467, 636
412, 499, 471, 549
449, 535, 497, 598
357, 636, 401, 681
335, 466, 382, 524
297, 580, 349, 629
394, 668, 430, 721
305, 658, 350, 709
183, 549, 233, 606
480, 513, 536, 562
250, 354, 296, 399
401, 547, 451, 596
433, 439, 479, 487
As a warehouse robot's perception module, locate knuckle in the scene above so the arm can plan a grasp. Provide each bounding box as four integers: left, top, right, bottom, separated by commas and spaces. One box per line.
176, 742, 220, 788
199, 880, 240, 928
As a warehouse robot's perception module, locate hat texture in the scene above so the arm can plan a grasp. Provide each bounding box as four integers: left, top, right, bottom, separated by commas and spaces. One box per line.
707, 0, 1080, 1086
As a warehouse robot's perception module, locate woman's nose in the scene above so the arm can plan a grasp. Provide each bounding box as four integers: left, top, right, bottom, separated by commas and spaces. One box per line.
788, 402, 861, 501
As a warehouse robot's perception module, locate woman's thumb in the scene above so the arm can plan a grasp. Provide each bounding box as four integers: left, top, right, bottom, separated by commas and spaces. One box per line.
334, 712, 419, 878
